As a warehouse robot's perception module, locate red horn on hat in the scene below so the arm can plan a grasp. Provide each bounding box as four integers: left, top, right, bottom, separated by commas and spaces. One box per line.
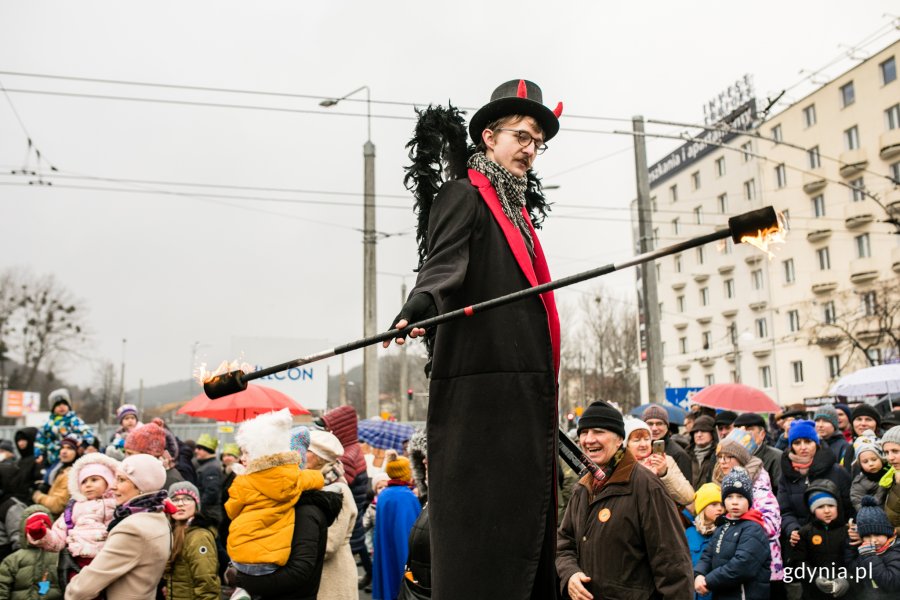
517, 79, 527, 98
553, 102, 563, 118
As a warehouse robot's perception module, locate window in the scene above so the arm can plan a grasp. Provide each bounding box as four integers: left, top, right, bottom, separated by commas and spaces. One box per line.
652, 228, 659, 248
862, 290, 877, 316
867, 348, 883, 366
651, 197, 658, 213
856, 233, 871, 258
892, 161, 900, 185
697, 246, 705, 265
751, 269, 764, 290
886, 104, 900, 130
850, 177, 865, 202
677, 295, 685, 313
656, 263, 661, 282
682, 377, 690, 387
702, 331, 712, 350
791, 361, 804, 384
788, 309, 800, 332
755, 317, 768, 339
717, 193, 728, 214
679, 337, 688, 353
728, 323, 737, 345
827, 355, 840, 379
670, 184, 678, 203
693, 206, 702, 225
812, 194, 826, 218
816, 247, 831, 270
803, 104, 817, 127
882, 56, 897, 85
724, 279, 735, 299
824, 300, 836, 325
782, 209, 792, 231
741, 141, 752, 162
759, 365, 772, 388
771, 124, 782, 143
722, 238, 733, 255
775, 164, 787, 188
840, 81, 855, 107
691, 171, 701, 190
808, 146, 821, 169
674, 254, 682, 273
705, 374, 715, 386
658, 301, 663, 314
783, 258, 796, 284
700, 287, 709, 306
672, 218, 681, 235
743, 178, 756, 201
715, 156, 726, 177
844, 125, 860, 150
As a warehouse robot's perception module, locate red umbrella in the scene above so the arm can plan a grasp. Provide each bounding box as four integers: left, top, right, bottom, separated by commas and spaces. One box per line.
690, 383, 781, 413
178, 384, 310, 422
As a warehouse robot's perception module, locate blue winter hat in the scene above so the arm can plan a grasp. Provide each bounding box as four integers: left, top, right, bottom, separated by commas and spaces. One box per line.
290, 426, 310, 468
789, 420, 819, 445
856, 496, 894, 537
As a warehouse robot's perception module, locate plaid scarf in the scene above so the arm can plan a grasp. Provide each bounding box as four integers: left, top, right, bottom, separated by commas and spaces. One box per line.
108, 490, 173, 531
467, 152, 533, 255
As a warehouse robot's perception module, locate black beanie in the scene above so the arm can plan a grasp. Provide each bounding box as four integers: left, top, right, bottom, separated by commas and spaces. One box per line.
577, 400, 625, 439
851, 404, 882, 429
715, 410, 738, 426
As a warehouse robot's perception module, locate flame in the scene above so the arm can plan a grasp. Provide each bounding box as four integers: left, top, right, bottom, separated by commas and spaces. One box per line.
194, 358, 252, 385
740, 212, 788, 259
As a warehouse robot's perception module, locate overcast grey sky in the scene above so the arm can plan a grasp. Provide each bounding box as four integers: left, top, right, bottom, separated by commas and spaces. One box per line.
2, 1, 897, 392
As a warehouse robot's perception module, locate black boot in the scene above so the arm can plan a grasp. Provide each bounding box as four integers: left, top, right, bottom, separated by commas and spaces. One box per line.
358, 573, 371, 590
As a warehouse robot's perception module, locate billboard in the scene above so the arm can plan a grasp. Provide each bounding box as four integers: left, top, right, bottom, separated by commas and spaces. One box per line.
229, 336, 331, 411
2, 390, 41, 418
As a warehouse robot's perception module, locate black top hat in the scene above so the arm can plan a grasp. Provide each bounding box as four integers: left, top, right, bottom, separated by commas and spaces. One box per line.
468, 79, 562, 144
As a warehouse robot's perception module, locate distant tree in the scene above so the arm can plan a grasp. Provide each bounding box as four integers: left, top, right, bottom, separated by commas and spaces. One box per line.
0, 268, 88, 396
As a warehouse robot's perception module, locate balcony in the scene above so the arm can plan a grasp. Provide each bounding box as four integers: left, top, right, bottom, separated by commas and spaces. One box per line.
844, 200, 876, 229
749, 301, 768, 311
721, 308, 738, 318
850, 257, 880, 284
814, 325, 843, 346
699, 356, 716, 367
752, 348, 772, 358
880, 128, 900, 161
810, 270, 839, 294
718, 264, 735, 275
839, 148, 868, 179
671, 274, 687, 291
893, 246, 900, 274
697, 315, 713, 325
885, 188, 900, 219
802, 170, 827, 195
674, 321, 688, 330
806, 228, 833, 243
693, 273, 710, 283
745, 253, 763, 265
677, 362, 691, 372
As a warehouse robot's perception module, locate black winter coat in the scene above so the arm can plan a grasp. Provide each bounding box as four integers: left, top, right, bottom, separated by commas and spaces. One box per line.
695, 514, 771, 600
777, 447, 853, 537
347, 468, 370, 555
754, 442, 782, 495
791, 518, 851, 600
408, 172, 560, 600
851, 541, 900, 598
824, 433, 853, 471
236, 490, 341, 600
13, 428, 40, 504
665, 435, 693, 485
193, 457, 222, 525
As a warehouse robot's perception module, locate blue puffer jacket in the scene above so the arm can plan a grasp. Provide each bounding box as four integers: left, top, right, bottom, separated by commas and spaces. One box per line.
695, 511, 771, 600
777, 447, 853, 538
684, 510, 714, 600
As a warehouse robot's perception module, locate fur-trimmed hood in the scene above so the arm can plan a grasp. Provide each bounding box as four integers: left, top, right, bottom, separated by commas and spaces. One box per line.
68, 452, 121, 500
244, 451, 302, 475
236, 408, 293, 462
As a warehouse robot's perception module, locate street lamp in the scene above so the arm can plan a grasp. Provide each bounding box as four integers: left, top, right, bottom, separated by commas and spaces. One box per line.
320, 85, 378, 419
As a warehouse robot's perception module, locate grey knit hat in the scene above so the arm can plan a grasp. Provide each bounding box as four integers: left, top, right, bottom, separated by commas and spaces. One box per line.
882, 425, 900, 448
168, 481, 201, 510
813, 404, 839, 431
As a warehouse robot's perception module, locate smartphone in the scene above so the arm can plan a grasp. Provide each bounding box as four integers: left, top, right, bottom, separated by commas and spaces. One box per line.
652, 440, 666, 455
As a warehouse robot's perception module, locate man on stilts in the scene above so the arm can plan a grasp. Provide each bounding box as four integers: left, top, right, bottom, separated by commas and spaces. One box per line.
385, 79, 563, 600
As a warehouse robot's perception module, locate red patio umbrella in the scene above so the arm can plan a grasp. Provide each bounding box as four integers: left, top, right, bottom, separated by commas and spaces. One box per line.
178, 384, 310, 422
690, 383, 781, 413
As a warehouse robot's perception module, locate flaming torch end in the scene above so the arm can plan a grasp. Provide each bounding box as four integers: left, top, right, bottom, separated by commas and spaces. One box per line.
203, 370, 248, 399
727, 206, 779, 243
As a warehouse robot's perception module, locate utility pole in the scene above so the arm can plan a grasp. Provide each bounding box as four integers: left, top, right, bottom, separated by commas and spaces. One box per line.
363, 135, 379, 420
633, 116, 665, 404
118, 338, 127, 415
399, 282, 409, 422
339, 355, 347, 406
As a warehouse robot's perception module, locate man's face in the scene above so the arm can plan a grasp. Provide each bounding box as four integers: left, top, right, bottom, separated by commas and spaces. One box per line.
645, 418, 667, 441
780, 416, 795, 433
483, 116, 542, 177
194, 447, 213, 460
222, 454, 237, 467
716, 424, 733, 439
693, 430, 713, 447
836, 411, 850, 430
744, 425, 767, 446
578, 428, 623, 466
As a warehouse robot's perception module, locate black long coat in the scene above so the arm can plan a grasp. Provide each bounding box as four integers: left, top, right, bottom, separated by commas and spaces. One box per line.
409, 171, 560, 600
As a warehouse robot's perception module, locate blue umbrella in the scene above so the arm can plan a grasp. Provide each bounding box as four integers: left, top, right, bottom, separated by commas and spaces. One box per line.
628, 403, 687, 426
357, 418, 415, 452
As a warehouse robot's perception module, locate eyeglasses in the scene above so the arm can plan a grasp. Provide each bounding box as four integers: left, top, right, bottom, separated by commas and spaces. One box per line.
494, 128, 548, 154
171, 496, 195, 505
717, 454, 736, 462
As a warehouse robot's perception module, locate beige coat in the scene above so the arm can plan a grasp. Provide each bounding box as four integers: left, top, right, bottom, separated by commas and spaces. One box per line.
657, 454, 695, 506
65, 512, 171, 600
317, 482, 358, 600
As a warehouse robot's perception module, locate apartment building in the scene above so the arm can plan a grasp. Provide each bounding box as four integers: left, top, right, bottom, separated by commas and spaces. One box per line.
638, 39, 899, 404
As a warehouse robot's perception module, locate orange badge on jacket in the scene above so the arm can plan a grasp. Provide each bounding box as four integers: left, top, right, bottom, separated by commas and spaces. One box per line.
598, 508, 611, 523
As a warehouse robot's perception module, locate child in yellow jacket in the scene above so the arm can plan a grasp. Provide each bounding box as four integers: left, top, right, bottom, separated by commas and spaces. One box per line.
225, 408, 324, 576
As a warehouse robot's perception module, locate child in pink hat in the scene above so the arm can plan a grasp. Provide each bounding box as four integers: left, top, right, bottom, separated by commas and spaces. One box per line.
26, 452, 120, 581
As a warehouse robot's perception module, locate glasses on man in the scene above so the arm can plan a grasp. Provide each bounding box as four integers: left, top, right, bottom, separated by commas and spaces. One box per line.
494, 128, 548, 154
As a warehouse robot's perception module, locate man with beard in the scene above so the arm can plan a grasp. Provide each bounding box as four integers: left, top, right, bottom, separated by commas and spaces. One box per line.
384, 79, 561, 599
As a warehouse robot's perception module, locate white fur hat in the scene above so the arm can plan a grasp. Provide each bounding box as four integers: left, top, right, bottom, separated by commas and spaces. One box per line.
236, 408, 293, 463
68, 452, 121, 500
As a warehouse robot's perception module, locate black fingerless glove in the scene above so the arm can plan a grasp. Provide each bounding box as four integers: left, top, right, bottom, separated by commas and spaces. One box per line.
389, 293, 438, 331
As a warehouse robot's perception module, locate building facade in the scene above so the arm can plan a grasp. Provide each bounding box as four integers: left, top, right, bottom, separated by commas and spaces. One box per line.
638, 39, 900, 405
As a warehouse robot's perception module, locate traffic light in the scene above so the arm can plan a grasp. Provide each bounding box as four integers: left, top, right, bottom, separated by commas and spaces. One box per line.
407, 388, 414, 401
